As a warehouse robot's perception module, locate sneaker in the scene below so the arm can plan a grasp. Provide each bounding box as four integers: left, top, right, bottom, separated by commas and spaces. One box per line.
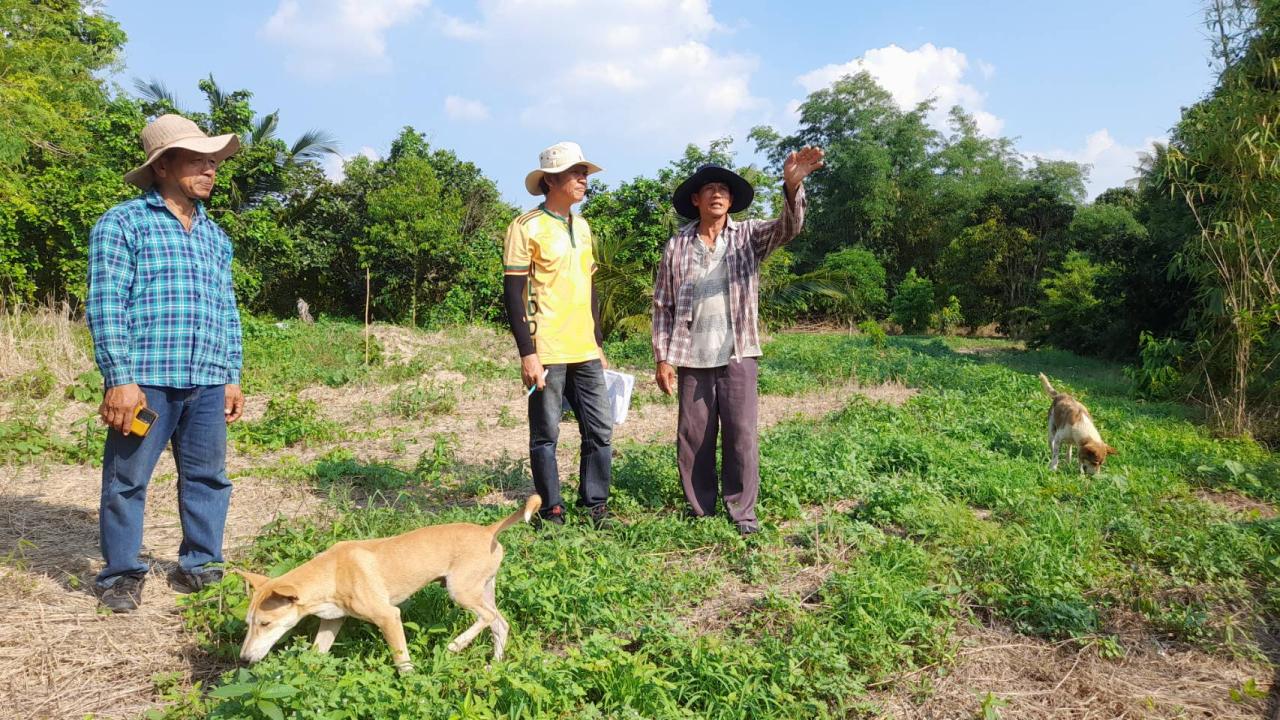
586, 505, 616, 530
170, 566, 224, 594
534, 505, 565, 529
96, 573, 146, 613
736, 522, 760, 537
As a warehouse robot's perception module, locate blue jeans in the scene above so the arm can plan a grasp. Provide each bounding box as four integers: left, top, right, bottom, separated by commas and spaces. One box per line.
96, 385, 231, 588
529, 360, 612, 514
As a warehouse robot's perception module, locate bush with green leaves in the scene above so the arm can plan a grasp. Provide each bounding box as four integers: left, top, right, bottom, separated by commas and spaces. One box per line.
230, 395, 338, 452
813, 247, 887, 329
1034, 251, 1125, 357
935, 295, 964, 335
890, 268, 935, 334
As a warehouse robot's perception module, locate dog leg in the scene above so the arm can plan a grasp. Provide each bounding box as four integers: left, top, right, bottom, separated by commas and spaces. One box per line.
1049, 437, 1060, 471
313, 617, 345, 654
446, 587, 497, 653
365, 605, 413, 673
483, 576, 509, 661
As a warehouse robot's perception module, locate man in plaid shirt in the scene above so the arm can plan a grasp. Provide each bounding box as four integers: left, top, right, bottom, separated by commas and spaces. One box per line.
652, 147, 824, 536
86, 114, 245, 612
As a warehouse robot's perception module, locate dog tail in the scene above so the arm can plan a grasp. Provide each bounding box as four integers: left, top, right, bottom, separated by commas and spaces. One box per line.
1038, 372, 1059, 398
489, 494, 542, 537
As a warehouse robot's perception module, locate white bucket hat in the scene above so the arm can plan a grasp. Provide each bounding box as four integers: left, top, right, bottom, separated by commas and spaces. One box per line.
523, 141, 603, 195
124, 114, 241, 189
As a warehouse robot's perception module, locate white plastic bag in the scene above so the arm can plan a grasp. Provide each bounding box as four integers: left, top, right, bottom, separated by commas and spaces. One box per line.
603, 369, 635, 425
559, 369, 635, 425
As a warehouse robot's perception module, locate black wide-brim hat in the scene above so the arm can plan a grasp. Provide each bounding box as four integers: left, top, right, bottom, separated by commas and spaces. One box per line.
672, 164, 755, 220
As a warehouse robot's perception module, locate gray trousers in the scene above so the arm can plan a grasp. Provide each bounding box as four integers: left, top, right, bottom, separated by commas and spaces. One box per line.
676, 357, 759, 528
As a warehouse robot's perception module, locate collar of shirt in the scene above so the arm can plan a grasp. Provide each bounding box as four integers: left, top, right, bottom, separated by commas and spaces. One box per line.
144, 187, 207, 225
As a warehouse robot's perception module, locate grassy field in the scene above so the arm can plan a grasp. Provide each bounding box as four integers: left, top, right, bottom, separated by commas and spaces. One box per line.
0, 311, 1277, 719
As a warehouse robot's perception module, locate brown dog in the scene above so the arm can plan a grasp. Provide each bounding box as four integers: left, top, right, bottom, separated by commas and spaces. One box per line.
1039, 373, 1116, 474
235, 495, 541, 672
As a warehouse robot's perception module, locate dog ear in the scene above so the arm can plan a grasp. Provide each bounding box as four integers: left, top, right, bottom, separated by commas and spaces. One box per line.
231, 569, 270, 592
269, 583, 301, 603
1106, 445, 1118, 456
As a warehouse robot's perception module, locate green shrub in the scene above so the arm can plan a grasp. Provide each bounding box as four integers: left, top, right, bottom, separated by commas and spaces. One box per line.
816, 247, 887, 329
890, 268, 935, 334
231, 395, 338, 452
1125, 331, 1187, 401
1034, 251, 1125, 357
935, 295, 964, 335
856, 319, 887, 348
65, 369, 103, 403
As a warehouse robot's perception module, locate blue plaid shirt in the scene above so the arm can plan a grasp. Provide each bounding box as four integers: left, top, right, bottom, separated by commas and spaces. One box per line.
86, 189, 243, 389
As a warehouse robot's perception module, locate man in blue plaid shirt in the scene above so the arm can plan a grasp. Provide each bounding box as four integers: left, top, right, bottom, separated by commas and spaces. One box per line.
86, 114, 246, 613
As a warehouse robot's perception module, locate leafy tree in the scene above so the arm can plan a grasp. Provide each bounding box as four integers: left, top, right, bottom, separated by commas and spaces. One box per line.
1034, 251, 1125, 357
0, 0, 140, 301
937, 216, 1036, 332
891, 268, 935, 334
813, 247, 887, 329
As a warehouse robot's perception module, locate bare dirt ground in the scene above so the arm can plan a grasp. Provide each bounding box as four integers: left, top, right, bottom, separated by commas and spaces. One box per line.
877, 620, 1274, 719
0, 371, 915, 720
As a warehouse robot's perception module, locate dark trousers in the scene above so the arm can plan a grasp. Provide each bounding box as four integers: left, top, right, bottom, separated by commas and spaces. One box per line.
676, 357, 760, 528
97, 385, 231, 588
528, 359, 612, 514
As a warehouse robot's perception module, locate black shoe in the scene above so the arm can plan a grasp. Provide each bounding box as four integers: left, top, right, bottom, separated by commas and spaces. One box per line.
586, 505, 616, 529
170, 566, 223, 594
736, 522, 760, 537
96, 573, 146, 613
534, 505, 565, 530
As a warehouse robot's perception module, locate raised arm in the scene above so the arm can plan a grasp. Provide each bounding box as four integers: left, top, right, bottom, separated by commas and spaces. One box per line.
750, 146, 825, 261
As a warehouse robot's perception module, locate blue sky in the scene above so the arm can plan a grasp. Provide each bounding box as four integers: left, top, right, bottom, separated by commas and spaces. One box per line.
101, 0, 1216, 203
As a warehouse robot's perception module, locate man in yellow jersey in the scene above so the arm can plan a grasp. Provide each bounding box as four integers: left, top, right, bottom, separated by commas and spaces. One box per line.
503, 142, 612, 528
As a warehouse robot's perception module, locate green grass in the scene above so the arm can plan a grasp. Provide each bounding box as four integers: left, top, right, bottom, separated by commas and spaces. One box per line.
241, 317, 382, 394
154, 331, 1277, 718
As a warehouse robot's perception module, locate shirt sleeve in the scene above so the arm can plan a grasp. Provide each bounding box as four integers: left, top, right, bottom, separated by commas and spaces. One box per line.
85, 213, 136, 387
223, 244, 243, 385
651, 236, 678, 364
503, 218, 531, 276
748, 183, 807, 261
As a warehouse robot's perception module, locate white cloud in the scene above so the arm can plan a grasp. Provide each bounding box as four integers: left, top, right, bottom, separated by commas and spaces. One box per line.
1032, 129, 1164, 200
261, 0, 431, 78
796, 43, 1003, 136
437, 11, 483, 39
466, 0, 759, 143
322, 146, 382, 181
444, 95, 490, 121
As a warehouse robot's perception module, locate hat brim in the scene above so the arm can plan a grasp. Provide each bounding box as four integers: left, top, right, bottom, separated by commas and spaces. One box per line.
124, 133, 241, 189
672, 166, 754, 219
524, 160, 604, 195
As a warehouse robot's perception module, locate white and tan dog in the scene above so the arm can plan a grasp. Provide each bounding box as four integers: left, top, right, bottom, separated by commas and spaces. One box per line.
1039, 373, 1116, 474
235, 495, 541, 672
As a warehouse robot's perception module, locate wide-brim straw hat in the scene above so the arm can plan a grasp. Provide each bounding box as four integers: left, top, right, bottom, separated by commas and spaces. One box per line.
672, 164, 754, 219
124, 114, 240, 189
524, 141, 603, 195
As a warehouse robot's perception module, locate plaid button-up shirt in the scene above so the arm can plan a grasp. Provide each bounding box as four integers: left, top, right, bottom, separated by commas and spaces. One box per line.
653, 185, 806, 367
86, 189, 243, 389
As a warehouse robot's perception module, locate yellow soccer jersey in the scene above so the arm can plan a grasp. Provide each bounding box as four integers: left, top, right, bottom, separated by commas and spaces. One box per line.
503, 205, 600, 364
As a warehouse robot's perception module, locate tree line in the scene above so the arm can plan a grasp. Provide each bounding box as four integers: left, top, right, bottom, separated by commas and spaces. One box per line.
1, 0, 1275, 441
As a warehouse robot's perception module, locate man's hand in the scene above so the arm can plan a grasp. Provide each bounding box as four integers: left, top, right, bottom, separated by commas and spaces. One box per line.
100, 383, 146, 435
783, 146, 825, 195
655, 361, 676, 396
225, 384, 245, 424
598, 347, 610, 370
521, 353, 546, 391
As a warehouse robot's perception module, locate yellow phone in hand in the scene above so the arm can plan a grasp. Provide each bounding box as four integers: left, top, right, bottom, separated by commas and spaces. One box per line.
130, 406, 158, 437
